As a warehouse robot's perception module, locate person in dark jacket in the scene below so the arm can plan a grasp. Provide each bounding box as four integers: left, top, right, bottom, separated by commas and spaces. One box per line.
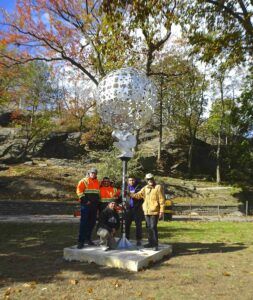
125, 176, 144, 246
97, 202, 120, 250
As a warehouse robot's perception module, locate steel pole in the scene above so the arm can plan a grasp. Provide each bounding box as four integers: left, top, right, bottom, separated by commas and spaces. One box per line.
117, 156, 133, 249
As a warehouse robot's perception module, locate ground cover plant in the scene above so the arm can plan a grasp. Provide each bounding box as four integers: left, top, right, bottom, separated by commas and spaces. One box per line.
1, 221, 253, 300
0, 162, 247, 206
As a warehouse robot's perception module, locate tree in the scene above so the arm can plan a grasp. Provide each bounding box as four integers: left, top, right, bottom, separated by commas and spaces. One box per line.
11, 61, 58, 159
80, 113, 114, 150
204, 94, 253, 183
234, 73, 253, 136
59, 68, 96, 131
153, 53, 208, 175
0, 0, 183, 84
182, 0, 253, 64
0, 46, 28, 108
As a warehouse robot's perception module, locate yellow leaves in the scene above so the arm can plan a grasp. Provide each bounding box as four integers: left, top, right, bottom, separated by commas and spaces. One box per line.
87, 287, 93, 294
4, 287, 11, 296
23, 281, 37, 289
4, 287, 22, 299
113, 280, 121, 288
23, 281, 37, 288
69, 279, 79, 285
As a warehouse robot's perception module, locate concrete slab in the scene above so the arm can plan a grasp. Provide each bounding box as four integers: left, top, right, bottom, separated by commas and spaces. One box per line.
63, 241, 172, 272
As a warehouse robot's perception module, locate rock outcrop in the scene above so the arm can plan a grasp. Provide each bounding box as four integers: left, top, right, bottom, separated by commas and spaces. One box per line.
0, 127, 85, 163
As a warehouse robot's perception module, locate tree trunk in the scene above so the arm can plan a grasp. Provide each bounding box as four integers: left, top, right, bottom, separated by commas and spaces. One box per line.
216, 132, 221, 184
188, 138, 194, 177
134, 129, 140, 152
157, 77, 163, 163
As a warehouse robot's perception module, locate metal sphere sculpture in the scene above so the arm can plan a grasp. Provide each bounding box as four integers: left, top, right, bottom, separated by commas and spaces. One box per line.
96, 67, 158, 249
96, 67, 157, 132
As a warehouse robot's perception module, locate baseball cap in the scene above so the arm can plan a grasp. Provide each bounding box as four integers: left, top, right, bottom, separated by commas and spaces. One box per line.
89, 167, 98, 174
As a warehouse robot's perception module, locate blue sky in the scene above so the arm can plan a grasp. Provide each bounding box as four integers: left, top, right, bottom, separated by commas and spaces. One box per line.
0, 0, 16, 12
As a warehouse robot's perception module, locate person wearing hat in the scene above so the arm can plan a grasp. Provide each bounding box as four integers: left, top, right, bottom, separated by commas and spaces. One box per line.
76, 167, 100, 249
99, 177, 121, 213
130, 173, 165, 251
97, 201, 120, 251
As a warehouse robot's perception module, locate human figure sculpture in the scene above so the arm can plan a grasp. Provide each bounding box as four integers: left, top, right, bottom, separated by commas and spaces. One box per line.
112, 130, 137, 158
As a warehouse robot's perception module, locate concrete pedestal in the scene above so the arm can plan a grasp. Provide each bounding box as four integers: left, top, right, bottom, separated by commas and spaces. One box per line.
63, 241, 172, 272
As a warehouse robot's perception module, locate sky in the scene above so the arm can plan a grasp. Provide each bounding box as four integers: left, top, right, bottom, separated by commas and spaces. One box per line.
0, 0, 16, 12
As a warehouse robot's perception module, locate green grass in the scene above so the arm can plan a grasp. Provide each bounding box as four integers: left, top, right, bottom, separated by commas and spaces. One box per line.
1, 221, 253, 299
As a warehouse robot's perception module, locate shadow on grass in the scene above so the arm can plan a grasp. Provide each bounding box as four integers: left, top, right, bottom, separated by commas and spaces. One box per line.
172, 242, 246, 257
0, 223, 139, 288
0, 222, 247, 287
158, 223, 247, 256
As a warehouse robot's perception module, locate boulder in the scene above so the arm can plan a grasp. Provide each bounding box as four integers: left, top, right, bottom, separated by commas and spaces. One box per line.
0, 127, 28, 163
0, 112, 12, 127
37, 132, 84, 159
0, 127, 85, 163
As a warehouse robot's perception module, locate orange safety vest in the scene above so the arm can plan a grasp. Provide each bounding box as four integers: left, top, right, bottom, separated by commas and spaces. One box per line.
76, 177, 100, 199
99, 186, 121, 203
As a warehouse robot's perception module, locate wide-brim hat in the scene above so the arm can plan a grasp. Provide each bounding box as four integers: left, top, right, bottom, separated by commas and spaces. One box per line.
145, 173, 154, 180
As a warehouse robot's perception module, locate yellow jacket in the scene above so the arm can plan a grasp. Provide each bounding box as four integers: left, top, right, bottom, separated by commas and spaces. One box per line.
132, 184, 165, 215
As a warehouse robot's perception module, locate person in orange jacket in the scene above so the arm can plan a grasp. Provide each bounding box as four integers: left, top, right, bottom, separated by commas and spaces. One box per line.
99, 177, 121, 213
76, 167, 100, 249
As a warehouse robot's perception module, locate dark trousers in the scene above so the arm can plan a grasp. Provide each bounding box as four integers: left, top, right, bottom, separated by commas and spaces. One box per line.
99, 202, 110, 214
145, 215, 159, 246
125, 208, 143, 241
78, 204, 97, 244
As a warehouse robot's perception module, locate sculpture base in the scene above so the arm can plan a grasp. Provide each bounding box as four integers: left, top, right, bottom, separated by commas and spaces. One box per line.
63, 240, 172, 272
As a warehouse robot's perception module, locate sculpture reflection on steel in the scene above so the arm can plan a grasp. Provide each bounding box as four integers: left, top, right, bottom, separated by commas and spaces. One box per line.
97, 67, 157, 249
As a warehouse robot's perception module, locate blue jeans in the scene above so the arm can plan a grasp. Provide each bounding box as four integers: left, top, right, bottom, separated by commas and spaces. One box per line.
145, 215, 159, 246
125, 208, 143, 241
78, 204, 97, 244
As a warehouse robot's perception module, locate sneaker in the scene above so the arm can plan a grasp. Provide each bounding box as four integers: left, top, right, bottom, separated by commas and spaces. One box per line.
87, 240, 95, 246
136, 240, 142, 247
143, 243, 153, 248
77, 243, 84, 249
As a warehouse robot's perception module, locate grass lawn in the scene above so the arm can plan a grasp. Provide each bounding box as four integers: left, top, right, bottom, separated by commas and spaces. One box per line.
1, 221, 253, 300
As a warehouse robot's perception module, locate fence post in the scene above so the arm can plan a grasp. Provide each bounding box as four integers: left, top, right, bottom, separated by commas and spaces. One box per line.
217, 205, 220, 216
246, 201, 248, 216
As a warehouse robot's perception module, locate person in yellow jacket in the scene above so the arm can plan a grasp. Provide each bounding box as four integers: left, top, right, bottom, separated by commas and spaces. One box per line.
99, 177, 121, 213
76, 167, 100, 249
130, 173, 165, 251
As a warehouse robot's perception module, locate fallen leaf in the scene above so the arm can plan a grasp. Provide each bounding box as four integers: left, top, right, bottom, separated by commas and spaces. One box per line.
23, 281, 37, 288
113, 280, 121, 288
4, 288, 11, 296
223, 272, 231, 276
87, 287, 93, 294
69, 279, 78, 285
30, 281, 37, 289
